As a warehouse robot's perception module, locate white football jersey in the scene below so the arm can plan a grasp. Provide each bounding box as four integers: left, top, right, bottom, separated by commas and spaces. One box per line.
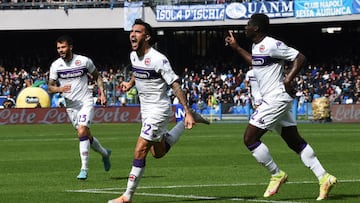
130, 47, 179, 118
49, 54, 95, 105
251, 36, 299, 101
245, 69, 262, 105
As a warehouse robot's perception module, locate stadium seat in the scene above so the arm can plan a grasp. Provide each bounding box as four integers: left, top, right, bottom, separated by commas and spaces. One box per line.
202, 107, 210, 114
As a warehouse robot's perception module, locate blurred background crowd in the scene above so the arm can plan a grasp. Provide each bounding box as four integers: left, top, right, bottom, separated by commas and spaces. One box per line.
1, 60, 359, 115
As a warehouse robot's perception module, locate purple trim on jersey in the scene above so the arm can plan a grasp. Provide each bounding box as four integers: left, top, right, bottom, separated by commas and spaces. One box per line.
252, 55, 280, 67
248, 76, 257, 81
132, 66, 161, 79
133, 159, 146, 168
57, 67, 88, 79
247, 141, 262, 151
79, 136, 89, 141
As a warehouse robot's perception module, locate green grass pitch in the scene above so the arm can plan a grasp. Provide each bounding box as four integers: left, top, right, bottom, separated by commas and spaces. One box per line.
0, 123, 359, 202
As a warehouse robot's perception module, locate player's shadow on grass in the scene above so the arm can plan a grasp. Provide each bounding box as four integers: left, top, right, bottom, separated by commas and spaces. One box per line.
110, 175, 165, 180
326, 193, 360, 201
182, 196, 259, 202
271, 193, 360, 202
142, 195, 260, 202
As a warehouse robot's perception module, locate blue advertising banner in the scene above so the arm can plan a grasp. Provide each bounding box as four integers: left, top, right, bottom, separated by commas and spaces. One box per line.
352, 0, 360, 13
294, 0, 354, 17
156, 4, 225, 21
175, 104, 185, 122
225, 1, 294, 19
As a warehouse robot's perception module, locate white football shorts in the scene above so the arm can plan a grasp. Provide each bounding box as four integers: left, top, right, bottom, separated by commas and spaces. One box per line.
249, 97, 296, 133
140, 115, 171, 142
66, 98, 94, 129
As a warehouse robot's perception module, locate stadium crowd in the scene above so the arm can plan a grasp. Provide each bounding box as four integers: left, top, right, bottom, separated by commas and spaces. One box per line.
0, 60, 359, 113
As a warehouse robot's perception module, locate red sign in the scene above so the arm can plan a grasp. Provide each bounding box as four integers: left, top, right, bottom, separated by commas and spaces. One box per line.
0, 106, 143, 125
331, 104, 360, 123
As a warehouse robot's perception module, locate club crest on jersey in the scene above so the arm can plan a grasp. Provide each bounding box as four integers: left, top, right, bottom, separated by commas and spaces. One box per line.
259, 45, 265, 52
276, 41, 282, 48
75, 60, 81, 66
163, 59, 169, 65
144, 58, 151, 65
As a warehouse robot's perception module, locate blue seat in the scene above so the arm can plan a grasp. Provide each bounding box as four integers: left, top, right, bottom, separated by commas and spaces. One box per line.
237, 106, 246, 114
202, 107, 210, 114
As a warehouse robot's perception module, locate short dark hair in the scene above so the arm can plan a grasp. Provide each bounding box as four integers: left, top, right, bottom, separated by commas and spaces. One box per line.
56, 35, 73, 46
133, 19, 155, 45
250, 13, 269, 33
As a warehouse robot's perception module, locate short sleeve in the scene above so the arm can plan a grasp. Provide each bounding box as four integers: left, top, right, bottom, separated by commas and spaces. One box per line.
269, 40, 299, 62
49, 62, 58, 81
154, 56, 179, 85
86, 57, 96, 73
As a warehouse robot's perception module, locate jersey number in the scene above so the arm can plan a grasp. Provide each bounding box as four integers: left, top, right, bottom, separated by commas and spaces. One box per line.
142, 123, 152, 136
250, 110, 258, 120
78, 114, 87, 122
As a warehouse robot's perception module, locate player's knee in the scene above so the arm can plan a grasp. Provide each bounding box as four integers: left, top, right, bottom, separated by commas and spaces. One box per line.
77, 126, 89, 137
243, 135, 257, 147
152, 152, 166, 159
287, 142, 307, 154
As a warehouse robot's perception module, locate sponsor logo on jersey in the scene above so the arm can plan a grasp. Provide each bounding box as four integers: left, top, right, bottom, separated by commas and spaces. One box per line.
58, 68, 86, 79
252, 56, 274, 67
133, 70, 151, 79
133, 67, 161, 79
252, 58, 265, 66
248, 76, 257, 81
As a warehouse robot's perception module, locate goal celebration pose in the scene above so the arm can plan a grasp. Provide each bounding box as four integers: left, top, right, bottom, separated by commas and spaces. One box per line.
108, 19, 209, 203
225, 13, 337, 200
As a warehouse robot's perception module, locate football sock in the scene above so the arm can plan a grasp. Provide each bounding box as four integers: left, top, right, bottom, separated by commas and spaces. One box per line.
90, 136, 108, 156
123, 159, 145, 201
79, 136, 90, 170
300, 144, 326, 180
165, 120, 185, 146
250, 142, 279, 175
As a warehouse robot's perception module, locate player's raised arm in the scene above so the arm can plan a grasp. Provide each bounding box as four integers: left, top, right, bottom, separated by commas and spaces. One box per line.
225, 31, 252, 65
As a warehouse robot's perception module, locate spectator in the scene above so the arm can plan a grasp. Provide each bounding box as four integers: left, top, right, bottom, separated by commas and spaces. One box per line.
126, 86, 137, 105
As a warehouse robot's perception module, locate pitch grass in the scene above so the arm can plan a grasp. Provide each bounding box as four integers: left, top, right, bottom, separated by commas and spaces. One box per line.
0, 123, 359, 203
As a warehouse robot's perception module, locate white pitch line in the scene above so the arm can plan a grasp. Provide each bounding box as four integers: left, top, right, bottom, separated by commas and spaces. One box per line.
132, 192, 304, 203
67, 179, 360, 191
66, 179, 360, 203
67, 190, 304, 203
